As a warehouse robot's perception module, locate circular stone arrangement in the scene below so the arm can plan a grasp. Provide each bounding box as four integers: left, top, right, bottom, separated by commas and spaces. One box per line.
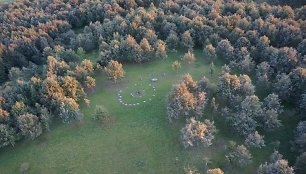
117, 79, 158, 107
131, 90, 146, 98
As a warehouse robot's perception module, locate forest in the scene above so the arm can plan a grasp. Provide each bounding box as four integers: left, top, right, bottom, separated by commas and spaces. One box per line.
0, 0, 305, 173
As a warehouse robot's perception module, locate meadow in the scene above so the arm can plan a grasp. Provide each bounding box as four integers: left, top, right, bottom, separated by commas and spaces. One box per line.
0, 49, 298, 173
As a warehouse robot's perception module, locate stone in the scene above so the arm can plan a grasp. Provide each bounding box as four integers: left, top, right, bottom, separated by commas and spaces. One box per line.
151, 78, 158, 82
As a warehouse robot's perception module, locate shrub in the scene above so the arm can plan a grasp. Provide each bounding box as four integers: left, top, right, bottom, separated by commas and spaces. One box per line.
93, 105, 111, 125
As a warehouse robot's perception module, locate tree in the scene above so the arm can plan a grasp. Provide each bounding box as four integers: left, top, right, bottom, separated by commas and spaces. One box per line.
217, 73, 255, 107
155, 41, 168, 59
204, 44, 216, 62
85, 76, 96, 89
183, 51, 196, 64
293, 121, 306, 153
238, 55, 255, 74
184, 165, 199, 174
0, 108, 9, 122
210, 97, 218, 113
298, 92, 306, 115
58, 102, 83, 124
295, 152, 306, 174
270, 151, 283, 163
245, 131, 265, 148
167, 74, 207, 121
76, 47, 85, 59
17, 113, 42, 140
270, 47, 298, 74
216, 39, 234, 61
273, 73, 292, 100
35, 104, 52, 131
181, 30, 194, 50
166, 31, 179, 49
226, 144, 252, 168
104, 60, 125, 83
228, 111, 258, 136
241, 95, 263, 118
0, 124, 15, 148
262, 109, 282, 131
258, 160, 294, 174
256, 62, 273, 92
263, 94, 283, 114
210, 62, 215, 77
258, 152, 294, 174
172, 60, 181, 72
223, 95, 262, 136
297, 39, 306, 56
140, 38, 153, 60
61, 75, 85, 101
180, 118, 217, 148
207, 168, 224, 174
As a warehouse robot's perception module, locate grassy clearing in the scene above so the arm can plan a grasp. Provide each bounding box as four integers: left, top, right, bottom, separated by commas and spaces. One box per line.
0, 49, 298, 173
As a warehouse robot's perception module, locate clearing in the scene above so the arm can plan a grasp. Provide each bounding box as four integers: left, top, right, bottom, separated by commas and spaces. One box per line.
0, 49, 297, 173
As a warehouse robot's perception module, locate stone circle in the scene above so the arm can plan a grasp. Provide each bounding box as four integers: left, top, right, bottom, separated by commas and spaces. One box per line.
117, 74, 162, 107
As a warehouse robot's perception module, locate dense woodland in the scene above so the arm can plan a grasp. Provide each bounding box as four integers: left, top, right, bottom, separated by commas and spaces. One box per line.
0, 0, 305, 173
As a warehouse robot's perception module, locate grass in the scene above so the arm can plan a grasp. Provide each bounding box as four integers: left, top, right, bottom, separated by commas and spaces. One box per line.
0, 0, 13, 3
0, 48, 299, 173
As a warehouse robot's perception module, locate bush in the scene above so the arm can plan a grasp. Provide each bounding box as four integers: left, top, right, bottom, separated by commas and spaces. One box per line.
93, 105, 111, 125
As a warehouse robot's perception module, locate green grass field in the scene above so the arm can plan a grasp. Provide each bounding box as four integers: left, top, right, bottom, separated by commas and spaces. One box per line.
0, 49, 298, 173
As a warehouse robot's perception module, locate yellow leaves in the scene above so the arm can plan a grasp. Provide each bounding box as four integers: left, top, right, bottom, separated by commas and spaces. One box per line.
81, 59, 94, 73
125, 35, 137, 46
62, 76, 79, 99
0, 109, 9, 121
12, 101, 25, 113
0, 43, 4, 57
140, 38, 152, 52
104, 60, 125, 82
62, 97, 79, 110
207, 168, 224, 174
230, 74, 241, 90
16, 79, 25, 86
84, 98, 90, 106
43, 76, 64, 99
183, 51, 196, 64
30, 76, 42, 84
206, 44, 215, 53
85, 76, 96, 89
172, 60, 181, 71
54, 45, 65, 53
0, 97, 5, 105
47, 56, 69, 76
156, 41, 166, 52
173, 83, 197, 109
